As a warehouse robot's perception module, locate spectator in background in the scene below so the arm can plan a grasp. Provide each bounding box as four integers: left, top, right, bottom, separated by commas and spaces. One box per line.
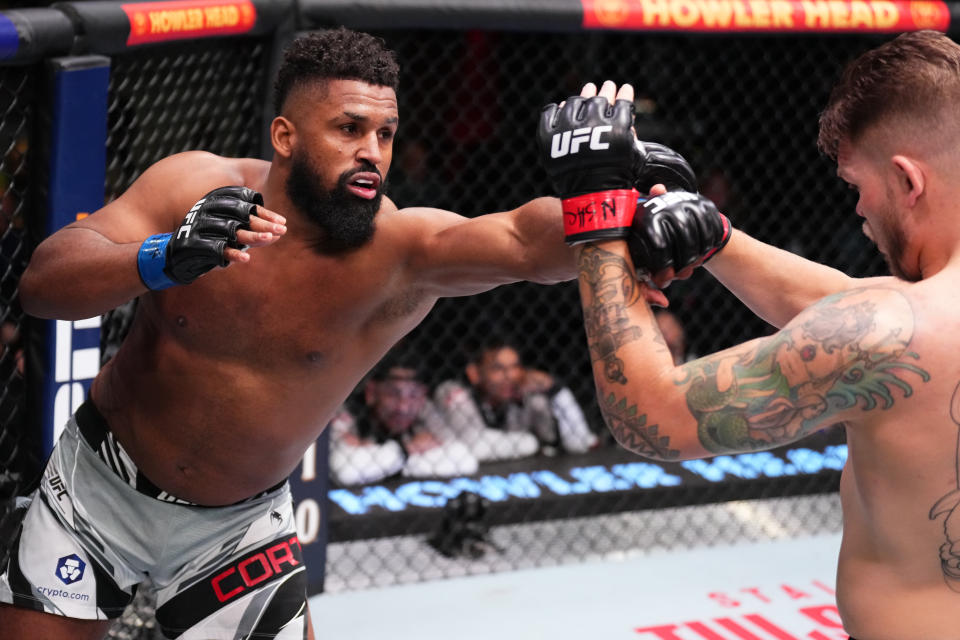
330, 351, 478, 485
434, 337, 598, 459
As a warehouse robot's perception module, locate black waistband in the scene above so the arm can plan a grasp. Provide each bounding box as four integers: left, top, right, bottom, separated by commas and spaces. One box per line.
75, 400, 112, 449
75, 401, 285, 507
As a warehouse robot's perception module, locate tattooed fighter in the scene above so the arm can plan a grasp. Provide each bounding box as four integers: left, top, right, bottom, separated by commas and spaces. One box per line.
539, 30, 960, 639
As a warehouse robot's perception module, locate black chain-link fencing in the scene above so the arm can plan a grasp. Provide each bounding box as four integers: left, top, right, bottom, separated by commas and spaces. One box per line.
0, 63, 39, 567
323, 30, 881, 587
0, 15, 903, 636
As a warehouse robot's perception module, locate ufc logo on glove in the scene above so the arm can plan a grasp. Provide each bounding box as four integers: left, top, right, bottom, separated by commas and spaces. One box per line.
176, 198, 206, 239
549, 125, 612, 158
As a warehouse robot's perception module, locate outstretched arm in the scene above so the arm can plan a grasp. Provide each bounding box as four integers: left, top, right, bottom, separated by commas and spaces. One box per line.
407, 78, 690, 303
403, 197, 588, 298
701, 228, 894, 329
579, 240, 928, 460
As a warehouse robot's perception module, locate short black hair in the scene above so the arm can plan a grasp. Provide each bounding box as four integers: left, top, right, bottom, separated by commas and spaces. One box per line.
469, 336, 519, 365
273, 27, 400, 115
369, 343, 424, 382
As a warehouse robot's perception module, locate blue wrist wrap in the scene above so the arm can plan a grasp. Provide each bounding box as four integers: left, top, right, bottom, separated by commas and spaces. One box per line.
137, 233, 176, 290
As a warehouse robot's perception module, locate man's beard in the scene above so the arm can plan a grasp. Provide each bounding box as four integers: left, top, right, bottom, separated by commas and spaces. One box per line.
869, 196, 919, 282
880, 222, 918, 282
286, 151, 385, 254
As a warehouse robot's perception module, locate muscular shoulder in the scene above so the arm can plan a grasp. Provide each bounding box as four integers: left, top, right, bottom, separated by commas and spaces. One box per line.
674, 284, 930, 453
130, 152, 268, 206
790, 286, 917, 355
777, 286, 929, 416
76, 152, 270, 242
376, 203, 461, 240
371, 203, 466, 260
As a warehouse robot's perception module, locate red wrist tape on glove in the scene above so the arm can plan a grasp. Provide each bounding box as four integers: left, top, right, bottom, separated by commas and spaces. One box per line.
562, 188, 641, 245
702, 213, 732, 262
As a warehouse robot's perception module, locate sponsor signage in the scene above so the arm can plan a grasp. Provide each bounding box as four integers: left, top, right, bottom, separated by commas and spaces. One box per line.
48, 317, 101, 450
55, 554, 86, 585
632, 573, 846, 639
122, 0, 257, 46
329, 444, 847, 517
582, 0, 950, 32
288, 430, 330, 594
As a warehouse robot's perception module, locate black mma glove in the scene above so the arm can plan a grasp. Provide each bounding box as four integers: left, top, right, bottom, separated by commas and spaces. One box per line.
634, 141, 698, 193
538, 96, 641, 245
628, 190, 732, 275
137, 186, 263, 290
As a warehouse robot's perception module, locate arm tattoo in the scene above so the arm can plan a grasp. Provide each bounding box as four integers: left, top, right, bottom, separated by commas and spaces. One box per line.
600, 393, 679, 459
578, 245, 676, 455
929, 381, 960, 592
678, 289, 929, 454
577, 245, 644, 385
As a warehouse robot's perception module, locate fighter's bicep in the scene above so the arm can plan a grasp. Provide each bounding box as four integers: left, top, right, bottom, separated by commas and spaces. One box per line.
771, 288, 926, 421
671, 288, 927, 452
69, 196, 172, 245
404, 207, 526, 294
74, 151, 236, 244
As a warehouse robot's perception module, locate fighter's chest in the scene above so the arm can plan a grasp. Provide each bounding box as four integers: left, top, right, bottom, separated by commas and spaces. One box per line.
150, 256, 419, 366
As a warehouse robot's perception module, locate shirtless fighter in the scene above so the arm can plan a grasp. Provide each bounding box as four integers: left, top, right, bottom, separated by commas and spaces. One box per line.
539, 31, 960, 639
0, 28, 695, 640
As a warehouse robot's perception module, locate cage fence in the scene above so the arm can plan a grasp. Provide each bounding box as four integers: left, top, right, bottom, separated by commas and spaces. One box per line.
0, 26, 898, 640
0, 63, 38, 569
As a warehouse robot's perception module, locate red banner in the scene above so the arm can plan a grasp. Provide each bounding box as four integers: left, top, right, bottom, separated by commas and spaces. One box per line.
123, 0, 256, 46
582, 0, 949, 32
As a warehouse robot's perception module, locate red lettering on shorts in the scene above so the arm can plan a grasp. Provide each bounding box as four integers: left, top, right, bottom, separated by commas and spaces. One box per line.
238, 553, 273, 587
267, 541, 300, 573
208, 539, 303, 603
211, 567, 244, 602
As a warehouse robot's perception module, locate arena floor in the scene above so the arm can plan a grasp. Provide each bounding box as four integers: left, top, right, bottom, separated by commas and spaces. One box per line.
311, 495, 847, 639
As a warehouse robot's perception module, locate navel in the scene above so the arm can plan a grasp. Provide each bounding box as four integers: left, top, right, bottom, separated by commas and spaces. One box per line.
176, 316, 188, 328
306, 351, 325, 364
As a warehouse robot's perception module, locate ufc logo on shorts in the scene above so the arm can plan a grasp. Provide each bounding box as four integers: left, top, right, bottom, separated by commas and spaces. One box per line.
176, 198, 206, 239
550, 126, 612, 158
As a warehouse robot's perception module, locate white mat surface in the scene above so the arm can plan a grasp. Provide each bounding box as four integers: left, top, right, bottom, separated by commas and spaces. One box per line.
310, 532, 846, 639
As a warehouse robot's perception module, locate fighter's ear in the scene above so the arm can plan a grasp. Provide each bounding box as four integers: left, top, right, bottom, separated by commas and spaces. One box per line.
271, 116, 296, 159
891, 154, 924, 207
465, 363, 480, 386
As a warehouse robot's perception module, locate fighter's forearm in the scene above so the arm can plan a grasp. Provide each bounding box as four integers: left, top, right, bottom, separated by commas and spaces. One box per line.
705, 230, 858, 329
20, 227, 147, 319
579, 240, 930, 462
512, 197, 578, 284
576, 241, 706, 460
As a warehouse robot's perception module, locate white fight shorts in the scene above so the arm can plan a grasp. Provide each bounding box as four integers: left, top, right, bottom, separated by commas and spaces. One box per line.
0, 401, 308, 639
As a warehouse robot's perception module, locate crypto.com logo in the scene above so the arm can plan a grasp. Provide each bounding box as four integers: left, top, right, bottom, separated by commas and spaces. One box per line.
55, 554, 86, 585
